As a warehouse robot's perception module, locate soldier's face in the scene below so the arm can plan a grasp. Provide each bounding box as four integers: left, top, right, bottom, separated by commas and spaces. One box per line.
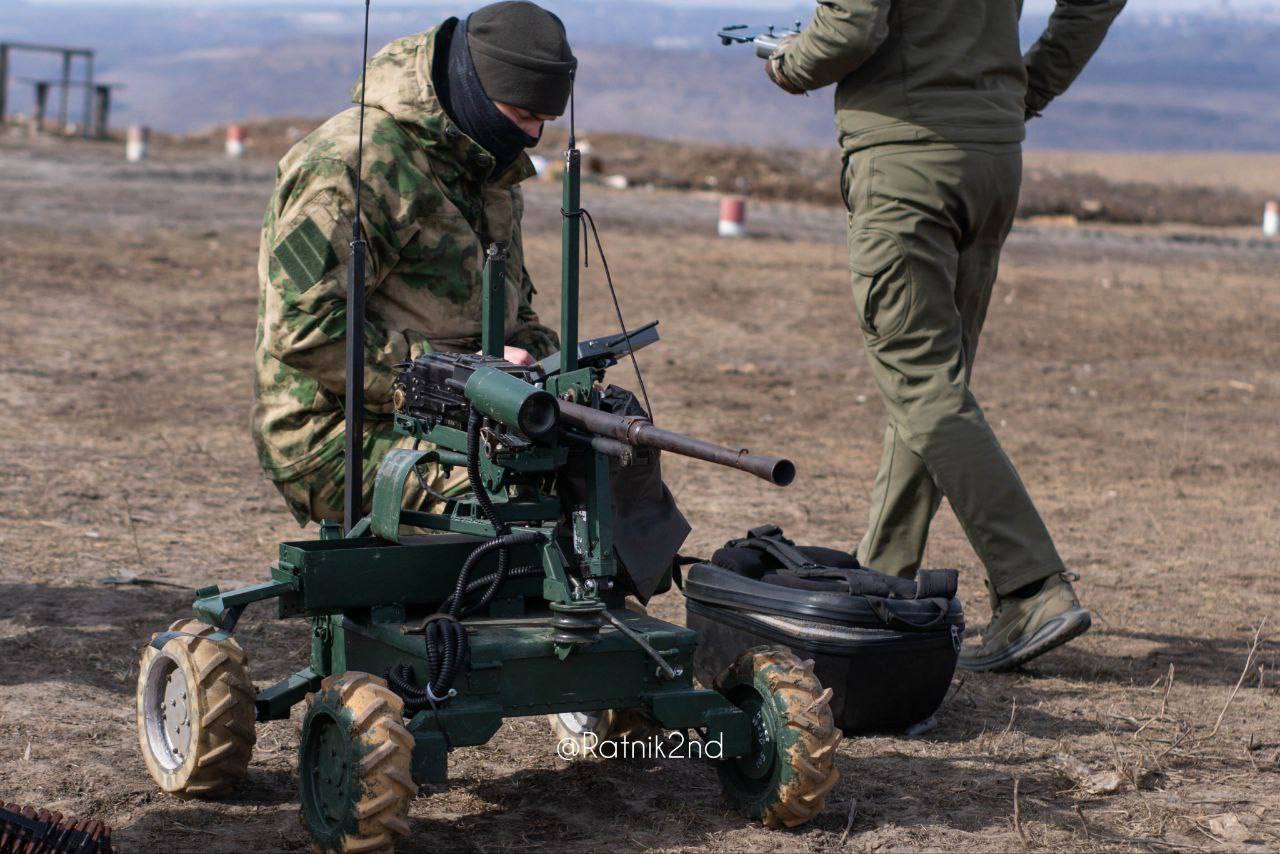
494, 102, 557, 141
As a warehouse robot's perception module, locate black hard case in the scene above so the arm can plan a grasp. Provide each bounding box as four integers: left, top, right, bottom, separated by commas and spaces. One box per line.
684, 562, 965, 734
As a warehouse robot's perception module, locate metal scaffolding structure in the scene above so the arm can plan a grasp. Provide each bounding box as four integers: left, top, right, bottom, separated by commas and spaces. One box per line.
0, 41, 118, 139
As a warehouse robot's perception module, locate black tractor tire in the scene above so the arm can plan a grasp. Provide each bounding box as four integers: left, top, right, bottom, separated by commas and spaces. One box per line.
714, 645, 841, 828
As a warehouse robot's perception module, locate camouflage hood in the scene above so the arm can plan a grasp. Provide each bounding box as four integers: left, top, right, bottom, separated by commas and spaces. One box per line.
252, 22, 555, 487
353, 23, 535, 185
353, 29, 443, 138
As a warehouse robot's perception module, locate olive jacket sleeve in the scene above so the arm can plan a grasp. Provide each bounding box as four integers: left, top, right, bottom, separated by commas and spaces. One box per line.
1023, 0, 1127, 116
778, 0, 892, 92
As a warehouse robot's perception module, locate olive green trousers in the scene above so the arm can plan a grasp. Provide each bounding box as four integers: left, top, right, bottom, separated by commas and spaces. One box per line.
845, 142, 1065, 596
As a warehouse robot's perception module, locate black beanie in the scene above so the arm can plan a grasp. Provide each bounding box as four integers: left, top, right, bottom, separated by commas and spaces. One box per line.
466, 1, 577, 117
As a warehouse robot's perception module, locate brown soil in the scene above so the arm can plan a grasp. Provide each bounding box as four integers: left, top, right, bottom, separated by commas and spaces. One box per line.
0, 134, 1278, 852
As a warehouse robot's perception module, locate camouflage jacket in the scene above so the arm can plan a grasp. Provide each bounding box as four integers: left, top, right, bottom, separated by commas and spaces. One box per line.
253, 23, 558, 482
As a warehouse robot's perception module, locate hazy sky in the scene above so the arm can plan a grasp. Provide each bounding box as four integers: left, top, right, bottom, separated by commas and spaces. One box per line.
22, 0, 1280, 8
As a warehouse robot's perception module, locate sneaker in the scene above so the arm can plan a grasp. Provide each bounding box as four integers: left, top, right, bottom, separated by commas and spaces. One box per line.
958, 572, 1091, 672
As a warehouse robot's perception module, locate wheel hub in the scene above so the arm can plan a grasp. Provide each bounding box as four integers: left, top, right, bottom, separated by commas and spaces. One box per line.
142, 653, 193, 771
736, 693, 777, 781
162, 669, 192, 759
303, 710, 353, 834
557, 711, 603, 737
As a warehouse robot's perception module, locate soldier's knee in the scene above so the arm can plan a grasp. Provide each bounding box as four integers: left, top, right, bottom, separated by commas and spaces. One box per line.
271, 479, 315, 526
270, 465, 347, 527
909, 407, 999, 463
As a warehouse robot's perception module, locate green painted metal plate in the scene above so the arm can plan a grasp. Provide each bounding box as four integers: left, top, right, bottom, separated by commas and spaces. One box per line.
371, 448, 434, 543
277, 535, 546, 613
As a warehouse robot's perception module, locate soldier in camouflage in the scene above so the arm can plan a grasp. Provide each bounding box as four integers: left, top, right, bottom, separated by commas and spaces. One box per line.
253, 1, 575, 524
765, 0, 1125, 671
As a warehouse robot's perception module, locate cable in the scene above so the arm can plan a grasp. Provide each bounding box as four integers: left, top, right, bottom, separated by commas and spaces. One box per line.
446, 532, 542, 620
561, 205, 656, 420
461, 408, 513, 616
442, 564, 541, 614
465, 409, 508, 537
393, 412, 544, 713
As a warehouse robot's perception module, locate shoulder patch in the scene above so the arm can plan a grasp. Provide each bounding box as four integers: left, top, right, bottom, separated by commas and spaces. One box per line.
274, 217, 340, 290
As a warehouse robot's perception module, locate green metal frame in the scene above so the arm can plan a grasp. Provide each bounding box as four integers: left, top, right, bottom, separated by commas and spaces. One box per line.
200, 531, 752, 782
180, 136, 757, 791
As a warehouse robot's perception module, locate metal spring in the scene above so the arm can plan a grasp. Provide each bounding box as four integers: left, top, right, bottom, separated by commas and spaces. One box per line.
549, 600, 606, 646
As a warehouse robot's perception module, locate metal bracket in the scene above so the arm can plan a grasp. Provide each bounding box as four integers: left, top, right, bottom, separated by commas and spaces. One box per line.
183, 578, 296, 640
371, 447, 435, 543
148, 604, 244, 651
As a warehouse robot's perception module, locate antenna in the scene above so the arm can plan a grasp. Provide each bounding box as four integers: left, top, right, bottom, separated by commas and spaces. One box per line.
344, 0, 372, 533
559, 70, 581, 374
559, 72, 655, 419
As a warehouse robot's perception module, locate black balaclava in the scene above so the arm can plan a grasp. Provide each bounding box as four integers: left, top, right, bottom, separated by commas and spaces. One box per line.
467, 1, 576, 117
442, 16, 538, 178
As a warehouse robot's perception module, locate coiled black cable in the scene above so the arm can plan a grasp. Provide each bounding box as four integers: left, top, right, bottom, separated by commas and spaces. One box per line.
390, 410, 544, 716
447, 532, 543, 619
443, 564, 542, 616
466, 409, 508, 535
386, 664, 429, 711
390, 620, 464, 705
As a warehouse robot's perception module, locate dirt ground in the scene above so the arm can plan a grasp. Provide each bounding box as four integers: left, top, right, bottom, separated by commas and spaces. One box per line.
97, 119, 1280, 227
1, 134, 1278, 853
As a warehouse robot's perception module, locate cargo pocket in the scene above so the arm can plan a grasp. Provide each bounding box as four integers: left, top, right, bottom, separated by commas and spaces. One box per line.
848, 225, 913, 342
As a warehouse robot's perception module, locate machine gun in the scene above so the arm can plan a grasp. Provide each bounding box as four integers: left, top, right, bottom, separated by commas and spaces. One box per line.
392, 349, 795, 486
718, 22, 803, 58
136, 2, 838, 847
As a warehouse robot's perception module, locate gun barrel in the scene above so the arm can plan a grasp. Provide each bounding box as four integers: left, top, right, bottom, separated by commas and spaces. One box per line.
558, 400, 795, 487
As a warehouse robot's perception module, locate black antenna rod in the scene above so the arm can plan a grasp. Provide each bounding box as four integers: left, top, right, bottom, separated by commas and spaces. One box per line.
559, 71, 580, 374
344, 0, 372, 533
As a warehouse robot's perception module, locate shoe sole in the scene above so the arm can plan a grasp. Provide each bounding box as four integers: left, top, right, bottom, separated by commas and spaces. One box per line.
958, 607, 1092, 673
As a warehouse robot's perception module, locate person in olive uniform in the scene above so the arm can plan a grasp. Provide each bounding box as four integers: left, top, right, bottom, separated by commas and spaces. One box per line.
765, 0, 1126, 671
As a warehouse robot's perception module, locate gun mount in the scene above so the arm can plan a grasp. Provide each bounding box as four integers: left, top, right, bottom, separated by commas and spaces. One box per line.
136, 9, 838, 848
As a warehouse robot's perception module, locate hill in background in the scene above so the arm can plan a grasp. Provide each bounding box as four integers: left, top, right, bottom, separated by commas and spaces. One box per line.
3, 1, 1279, 152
